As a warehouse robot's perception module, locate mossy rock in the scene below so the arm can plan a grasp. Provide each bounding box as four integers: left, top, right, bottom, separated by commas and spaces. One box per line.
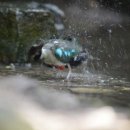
0, 7, 57, 63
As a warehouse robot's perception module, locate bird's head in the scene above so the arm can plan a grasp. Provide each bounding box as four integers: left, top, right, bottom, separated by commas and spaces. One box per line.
27, 39, 44, 62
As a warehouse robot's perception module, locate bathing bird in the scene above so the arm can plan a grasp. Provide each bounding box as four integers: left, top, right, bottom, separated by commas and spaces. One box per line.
28, 37, 87, 80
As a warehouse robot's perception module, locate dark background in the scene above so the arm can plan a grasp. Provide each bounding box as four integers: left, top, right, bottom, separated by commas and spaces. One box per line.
0, 0, 130, 14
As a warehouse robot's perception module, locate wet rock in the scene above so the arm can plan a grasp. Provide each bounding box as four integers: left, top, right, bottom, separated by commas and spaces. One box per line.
69, 87, 116, 94
0, 75, 130, 130
5, 63, 15, 71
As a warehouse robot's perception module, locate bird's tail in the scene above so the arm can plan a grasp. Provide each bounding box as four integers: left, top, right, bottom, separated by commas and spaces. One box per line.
77, 50, 88, 61
69, 50, 88, 66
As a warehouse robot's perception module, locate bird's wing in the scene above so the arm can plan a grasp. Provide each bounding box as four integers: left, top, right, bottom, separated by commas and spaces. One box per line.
53, 47, 79, 63
43, 38, 83, 63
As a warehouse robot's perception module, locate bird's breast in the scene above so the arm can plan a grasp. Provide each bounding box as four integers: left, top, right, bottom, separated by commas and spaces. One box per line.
40, 48, 65, 66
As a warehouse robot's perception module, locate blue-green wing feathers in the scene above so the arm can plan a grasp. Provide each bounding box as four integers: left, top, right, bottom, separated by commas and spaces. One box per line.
42, 38, 84, 63
54, 48, 79, 63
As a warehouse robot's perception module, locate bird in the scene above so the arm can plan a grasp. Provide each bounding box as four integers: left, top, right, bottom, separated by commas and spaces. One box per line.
28, 37, 87, 80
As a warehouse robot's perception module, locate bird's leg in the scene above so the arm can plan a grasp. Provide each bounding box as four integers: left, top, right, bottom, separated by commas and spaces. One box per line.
53, 66, 58, 75
66, 64, 72, 80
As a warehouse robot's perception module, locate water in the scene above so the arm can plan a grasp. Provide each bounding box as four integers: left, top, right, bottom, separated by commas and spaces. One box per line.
0, 64, 130, 110
0, 66, 130, 130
